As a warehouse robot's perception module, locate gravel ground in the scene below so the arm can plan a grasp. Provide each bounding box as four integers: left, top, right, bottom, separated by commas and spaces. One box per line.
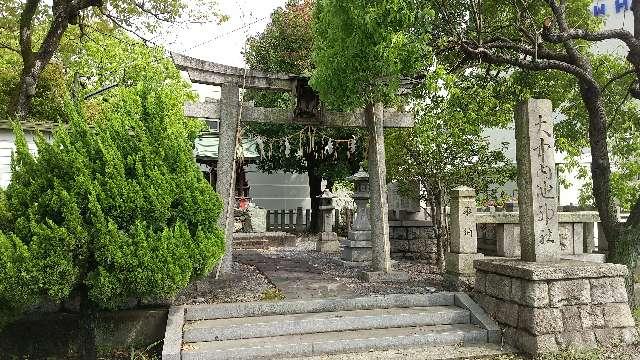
243, 238, 443, 297
172, 261, 275, 305
291, 344, 640, 360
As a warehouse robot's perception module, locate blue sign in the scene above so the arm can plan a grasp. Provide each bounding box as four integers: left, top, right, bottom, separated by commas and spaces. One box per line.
593, 0, 629, 16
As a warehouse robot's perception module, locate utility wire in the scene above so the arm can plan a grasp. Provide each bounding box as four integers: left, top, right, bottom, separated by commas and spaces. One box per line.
181, 15, 269, 52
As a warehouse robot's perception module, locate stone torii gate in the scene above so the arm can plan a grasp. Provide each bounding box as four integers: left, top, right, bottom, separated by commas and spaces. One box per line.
172, 53, 414, 280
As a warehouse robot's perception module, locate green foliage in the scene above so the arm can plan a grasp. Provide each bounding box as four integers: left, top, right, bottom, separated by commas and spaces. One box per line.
311, 0, 432, 110
386, 68, 516, 207
244, 0, 364, 184
244, 0, 314, 75
0, 55, 70, 122
0, 75, 224, 325
499, 55, 640, 211
261, 288, 285, 301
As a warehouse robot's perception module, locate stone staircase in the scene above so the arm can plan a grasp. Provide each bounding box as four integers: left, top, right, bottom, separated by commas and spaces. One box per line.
162, 293, 503, 360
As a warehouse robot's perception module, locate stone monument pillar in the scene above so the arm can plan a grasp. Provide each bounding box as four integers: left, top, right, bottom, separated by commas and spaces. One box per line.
341, 168, 372, 262
316, 189, 340, 253
445, 186, 484, 291
515, 99, 560, 261
473, 99, 637, 354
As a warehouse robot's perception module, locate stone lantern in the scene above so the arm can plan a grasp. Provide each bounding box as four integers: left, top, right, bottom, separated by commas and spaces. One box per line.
316, 189, 339, 253
341, 167, 372, 262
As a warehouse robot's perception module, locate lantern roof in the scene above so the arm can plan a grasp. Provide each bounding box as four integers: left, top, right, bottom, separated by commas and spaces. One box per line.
348, 167, 369, 181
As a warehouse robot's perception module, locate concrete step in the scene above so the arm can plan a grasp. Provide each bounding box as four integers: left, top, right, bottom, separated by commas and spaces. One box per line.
181, 323, 488, 360
183, 305, 470, 342
185, 293, 455, 321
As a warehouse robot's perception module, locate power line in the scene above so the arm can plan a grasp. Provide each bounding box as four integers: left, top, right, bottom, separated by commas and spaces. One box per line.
181, 15, 270, 52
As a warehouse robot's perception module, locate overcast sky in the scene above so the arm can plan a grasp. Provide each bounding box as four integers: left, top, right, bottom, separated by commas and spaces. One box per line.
156, 0, 287, 67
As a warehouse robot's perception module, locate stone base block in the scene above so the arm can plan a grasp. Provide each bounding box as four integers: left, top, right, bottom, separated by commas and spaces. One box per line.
317, 233, 340, 253
341, 246, 372, 262
445, 252, 484, 274
337, 259, 371, 267
474, 258, 635, 355
359, 271, 409, 283
348, 230, 372, 242
319, 232, 338, 242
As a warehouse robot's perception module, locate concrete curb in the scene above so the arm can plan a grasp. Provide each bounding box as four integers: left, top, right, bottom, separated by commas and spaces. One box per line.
161, 306, 186, 360
185, 293, 456, 321
454, 293, 501, 343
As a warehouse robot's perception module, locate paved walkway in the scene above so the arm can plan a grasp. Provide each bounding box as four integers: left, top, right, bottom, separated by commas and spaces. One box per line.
236, 250, 358, 299
236, 243, 439, 300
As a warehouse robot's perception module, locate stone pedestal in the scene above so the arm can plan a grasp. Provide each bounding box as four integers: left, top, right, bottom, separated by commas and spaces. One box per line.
317, 232, 340, 253
246, 206, 267, 233
496, 223, 520, 258
474, 258, 637, 354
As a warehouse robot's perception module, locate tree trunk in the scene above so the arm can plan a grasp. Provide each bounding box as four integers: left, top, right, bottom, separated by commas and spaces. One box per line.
13, 63, 39, 119
13, 0, 70, 119
78, 286, 96, 360
578, 81, 623, 261
306, 155, 322, 233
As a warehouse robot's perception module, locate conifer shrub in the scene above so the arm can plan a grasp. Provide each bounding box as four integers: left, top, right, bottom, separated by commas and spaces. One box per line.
0, 80, 224, 326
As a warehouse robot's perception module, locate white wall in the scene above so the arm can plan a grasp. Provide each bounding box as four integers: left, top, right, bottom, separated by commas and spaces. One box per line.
0, 129, 46, 188
245, 164, 311, 210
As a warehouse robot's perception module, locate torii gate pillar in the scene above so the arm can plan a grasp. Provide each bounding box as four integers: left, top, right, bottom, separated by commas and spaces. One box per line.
360, 103, 409, 282
216, 83, 240, 274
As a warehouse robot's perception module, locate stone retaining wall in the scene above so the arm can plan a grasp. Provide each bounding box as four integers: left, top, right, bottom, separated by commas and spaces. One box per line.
389, 220, 437, 263
474, 259, 637, 354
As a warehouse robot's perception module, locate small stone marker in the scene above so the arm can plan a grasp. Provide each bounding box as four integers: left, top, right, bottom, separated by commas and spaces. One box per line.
450, 187, 478, 254
515, 99, 560, 262
445, 186, 483, 290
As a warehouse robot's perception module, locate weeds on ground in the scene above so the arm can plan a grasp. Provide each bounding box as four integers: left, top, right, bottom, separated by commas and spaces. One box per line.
99, 340, 162, 360
633, 307, 640, 325
261, 288, 285, 301
539, 348, 603, 360
488, 347, 608, 360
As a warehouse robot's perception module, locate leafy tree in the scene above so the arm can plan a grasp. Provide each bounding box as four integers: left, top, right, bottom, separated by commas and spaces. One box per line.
311, 0, 431, 110
426, 0, 640, 262
244, 0, 364, 232
386, 68, 516, 268
0, 40, 223, 360
0, 0, 222, 119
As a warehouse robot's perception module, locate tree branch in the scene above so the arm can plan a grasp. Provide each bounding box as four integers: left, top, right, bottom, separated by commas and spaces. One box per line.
33, 1, 71, 74
544, 0, 580, 60
603, 69, 635, 93
542, 26, 640, 53
459, 41, 599, 88
0, 43, 20, 54
19, 0, 40, 62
